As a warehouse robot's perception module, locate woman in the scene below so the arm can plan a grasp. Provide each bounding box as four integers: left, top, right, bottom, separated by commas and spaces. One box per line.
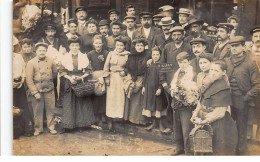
190, 60, 238, 155
59, 37, 95, 132
88, 34, 109, 127
81, 18, 98, 53
125, 36, 149, 125
103, 36, 130, 130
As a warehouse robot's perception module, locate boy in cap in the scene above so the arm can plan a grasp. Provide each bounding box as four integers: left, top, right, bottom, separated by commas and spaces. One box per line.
225, 36, 260, 155
26, 42, 58, 136
75, 6, 88, 35
212, 23, 234, 60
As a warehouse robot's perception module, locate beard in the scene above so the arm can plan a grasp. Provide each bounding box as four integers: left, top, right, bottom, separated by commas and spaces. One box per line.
191, 31, 199, 37
144, 23, 151, 28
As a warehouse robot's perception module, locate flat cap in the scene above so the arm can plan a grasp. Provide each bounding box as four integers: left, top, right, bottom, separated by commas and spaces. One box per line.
207, 26, 217, 32
229, 36, 245, 45
98, 19, 109, 27
169, 26, 184, 33
139, 12, 153, 18
184, 18, 204, 30
108, 9, 120, 15
153, 13, 165, 20
158, 17, 175, 26
177, 8, 191, 15
35, 42, 48, 49
124, 15, 136, 21
190, 38, 207, 45
176, 51, 190, 61
217, 23, 234, 31
250, 26, 260, 35
159, 5, 174, 11
75, 6, 87, 13
44, 23, 56, 30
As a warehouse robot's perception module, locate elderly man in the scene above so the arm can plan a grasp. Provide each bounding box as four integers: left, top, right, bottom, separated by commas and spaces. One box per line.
26, 42, 58, 136
132, 12, 159, 54
212, 23, 234, 60
152, 17, 174, 50
75, 6, 88, 35
225, 36, 260, 155
184, 18, 214, 53
177, 8, 191, 28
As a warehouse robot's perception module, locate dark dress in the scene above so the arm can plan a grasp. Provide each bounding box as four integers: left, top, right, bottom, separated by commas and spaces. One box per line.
88, 50, 109, 115
80, 33, 97, 54
198, 78, 238, 155
60, 55, 95, 129
142, 62, 167, 118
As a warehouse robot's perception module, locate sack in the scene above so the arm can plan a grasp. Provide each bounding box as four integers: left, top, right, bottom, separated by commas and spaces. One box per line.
71, 80, 94, 97
91, 71, 106, 96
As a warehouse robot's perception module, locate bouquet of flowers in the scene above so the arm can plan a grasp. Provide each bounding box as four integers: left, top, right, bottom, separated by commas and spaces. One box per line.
21, 5, 41, 31
171, 80, 199, 109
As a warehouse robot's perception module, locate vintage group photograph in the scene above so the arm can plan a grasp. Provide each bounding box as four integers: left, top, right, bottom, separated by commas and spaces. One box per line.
11, 0, 260, 156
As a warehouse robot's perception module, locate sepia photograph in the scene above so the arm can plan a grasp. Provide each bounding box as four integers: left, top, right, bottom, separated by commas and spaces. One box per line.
10, 0, 260, 156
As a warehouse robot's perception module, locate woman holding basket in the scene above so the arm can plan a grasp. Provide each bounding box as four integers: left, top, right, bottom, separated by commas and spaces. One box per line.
59, 37, 95, 133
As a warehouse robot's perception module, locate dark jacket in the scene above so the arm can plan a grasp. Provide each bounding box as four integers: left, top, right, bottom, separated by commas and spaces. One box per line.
212, 41, 231, 60
152, 31, 173, 51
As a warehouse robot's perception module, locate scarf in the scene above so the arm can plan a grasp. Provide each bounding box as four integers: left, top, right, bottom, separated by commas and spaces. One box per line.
231, 52, 246, 67
61, 51, 89, 71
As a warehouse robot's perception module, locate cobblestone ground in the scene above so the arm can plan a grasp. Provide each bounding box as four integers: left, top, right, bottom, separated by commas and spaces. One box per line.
13, 128, 260, 156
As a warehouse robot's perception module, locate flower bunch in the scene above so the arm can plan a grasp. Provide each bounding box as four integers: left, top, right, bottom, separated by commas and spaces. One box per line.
21, 5, 41, 30
54, 116, 62, 124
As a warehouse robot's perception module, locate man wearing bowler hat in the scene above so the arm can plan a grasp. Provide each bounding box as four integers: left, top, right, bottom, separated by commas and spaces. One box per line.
177, 8, 191, 28
132, 12, 159, 54
184, 17, 214, 53
98, 20, 110, 37
152, 17, 175, 50
212, 23, 234, 60
225, 36, 260, 155
75, 6, 88, 36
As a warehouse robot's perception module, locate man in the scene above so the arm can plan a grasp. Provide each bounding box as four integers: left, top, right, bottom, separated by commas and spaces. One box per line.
153, 14, 165, 28
121, 16, 137, 40
212, 23, 234, 60
75, 6, 88, 36
132, 12, 159, 54
108, 9, 126, 33
176, 8, 191, 28
26, 42, 58, 136
184, 18, 214, 53
152, 17, 175, 50
227, 15, 239, 38
159, 5, 177, 22
189, 38, 207, 78
125, 5, 136, 17
98, 19, 109, 37
225, 36, 260, 155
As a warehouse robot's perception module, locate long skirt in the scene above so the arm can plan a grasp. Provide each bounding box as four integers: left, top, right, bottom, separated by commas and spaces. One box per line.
61, 79, 95, 129
92, 94, 106, 115
106, 72, 126, 119
211, 112, 238, 155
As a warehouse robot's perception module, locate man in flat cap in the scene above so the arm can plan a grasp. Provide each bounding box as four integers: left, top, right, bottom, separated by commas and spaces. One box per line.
225, 36, 260, 155
75, 6, 88, 36
121, 16, 137, 40
26, 42, 58, 136
212, 23, 234, 60
177, 8, 191, 28
152, 17, 175, 50
132, 12, 160, 54
98, 20, 110, 37
184, 18, 214, 53
153, 14, 165, 28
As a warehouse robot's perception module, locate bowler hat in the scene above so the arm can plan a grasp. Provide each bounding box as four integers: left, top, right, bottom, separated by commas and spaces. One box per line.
98, 20, 109, 27
190, 38, 207, 45
184, 18, 204, 30
177, 8, 191, 15
158, 17, 175, 26
108, 9, 120, 15
250, 26, 260, 35
229, 36, 245, 45
75, 6, 87, 13
169, 26, 184, 33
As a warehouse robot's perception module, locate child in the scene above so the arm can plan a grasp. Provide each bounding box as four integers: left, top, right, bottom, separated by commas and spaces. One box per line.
142, 46, 168, 132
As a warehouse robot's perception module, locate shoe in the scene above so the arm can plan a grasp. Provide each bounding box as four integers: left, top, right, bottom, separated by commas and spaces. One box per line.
34, 131, 40, 136
50, 130, 57, 135
171, 150, 185, 156
160, 128, 172, 134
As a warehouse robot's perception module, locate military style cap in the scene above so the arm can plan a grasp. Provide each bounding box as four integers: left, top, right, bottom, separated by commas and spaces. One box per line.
177, 8, 191, 15
158, 17, 175, 26
176, 51, 190, 61
228, 36, 245, 45
169, 26, 184, 33
139, 12, 153, 18
153, 14, 165, 20
217, 23, 234, 31
35, 42, 48, 49
98, 20, 109, 27
250, 26, 260, 35
75, 6, 87, 13
190, 38, 207, 45
159, 5, 174, 11
124, 15, 136, 21
184, 18, 204, 30
108, 9, 120, 15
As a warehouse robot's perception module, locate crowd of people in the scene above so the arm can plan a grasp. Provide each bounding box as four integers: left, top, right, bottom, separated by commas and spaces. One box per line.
12, 3, 260, 156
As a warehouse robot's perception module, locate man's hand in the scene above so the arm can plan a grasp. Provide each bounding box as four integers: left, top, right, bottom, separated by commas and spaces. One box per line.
155, 89, 161, 96
162, 83, 168, 88
13, 82, 19, 89
17, 78, 25, 89
146, 59, 153, 67
34, 93, 41, 100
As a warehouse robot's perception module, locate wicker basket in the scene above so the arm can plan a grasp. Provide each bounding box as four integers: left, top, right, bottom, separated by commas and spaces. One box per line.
189, 124, 213, 154
71, 80, 94, 97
